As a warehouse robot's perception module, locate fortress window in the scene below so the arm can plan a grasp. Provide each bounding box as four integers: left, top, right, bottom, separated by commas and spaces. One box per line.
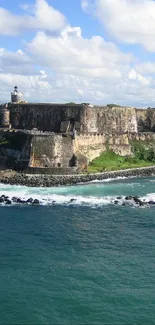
70, 118, 75, 132
58, 163, 61, 167
69, 154, 77, 167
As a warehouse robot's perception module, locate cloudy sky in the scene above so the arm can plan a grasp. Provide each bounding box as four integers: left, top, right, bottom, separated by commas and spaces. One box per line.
1, 0, 155, 106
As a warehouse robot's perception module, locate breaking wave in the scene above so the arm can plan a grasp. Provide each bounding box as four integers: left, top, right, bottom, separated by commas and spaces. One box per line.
0, 175, 155, 207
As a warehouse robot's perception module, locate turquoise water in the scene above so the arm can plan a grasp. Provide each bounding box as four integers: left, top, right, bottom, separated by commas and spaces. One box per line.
0, 177, 155, 324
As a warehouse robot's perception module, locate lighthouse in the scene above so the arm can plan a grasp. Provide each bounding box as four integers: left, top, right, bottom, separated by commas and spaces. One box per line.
11, 86, 23, 103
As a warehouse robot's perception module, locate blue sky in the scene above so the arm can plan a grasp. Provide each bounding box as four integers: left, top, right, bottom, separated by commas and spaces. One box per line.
0, 0, 155, 106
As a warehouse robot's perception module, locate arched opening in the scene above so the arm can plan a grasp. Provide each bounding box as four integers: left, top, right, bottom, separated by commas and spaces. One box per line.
69, 154, 77, 167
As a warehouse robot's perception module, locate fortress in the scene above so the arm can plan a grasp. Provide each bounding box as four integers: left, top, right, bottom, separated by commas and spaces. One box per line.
0, 86, 155, 174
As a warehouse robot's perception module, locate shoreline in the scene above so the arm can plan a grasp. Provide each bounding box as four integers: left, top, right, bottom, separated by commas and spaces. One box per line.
0, 165, 155, 187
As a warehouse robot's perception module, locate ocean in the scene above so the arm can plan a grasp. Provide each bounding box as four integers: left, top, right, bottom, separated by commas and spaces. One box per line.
0, 176, 155, 324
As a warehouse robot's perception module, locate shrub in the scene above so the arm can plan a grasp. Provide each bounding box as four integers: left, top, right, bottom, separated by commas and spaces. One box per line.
144, 148, 155, 162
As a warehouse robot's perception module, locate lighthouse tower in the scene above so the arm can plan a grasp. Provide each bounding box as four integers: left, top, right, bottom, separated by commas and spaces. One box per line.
11, 86, 23, 103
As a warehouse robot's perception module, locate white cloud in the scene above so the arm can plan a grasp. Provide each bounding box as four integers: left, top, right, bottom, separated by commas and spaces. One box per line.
0, 0, 155, 107
0, 23, 154, 107
83, 0, 155, 52
0, 0, 66, 36
0, 66, 154, 107
128, 69, 151, 86
136, 62, 155, 75
0, 48, 34, 75
27, 26, 132, 78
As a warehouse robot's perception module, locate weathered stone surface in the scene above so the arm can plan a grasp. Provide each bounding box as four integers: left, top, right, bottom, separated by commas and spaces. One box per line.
9, 103, 138, 134
0, 104, 154, 173
136, 108, 155, 132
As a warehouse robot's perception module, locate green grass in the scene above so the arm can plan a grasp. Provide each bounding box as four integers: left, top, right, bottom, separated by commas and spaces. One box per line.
87, 150, 155, 173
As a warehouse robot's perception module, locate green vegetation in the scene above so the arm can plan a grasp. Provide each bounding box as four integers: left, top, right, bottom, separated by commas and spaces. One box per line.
107, 103, 122, 108
87, 141, 155, 173
0, 131, 27, 150
0, 138, 9, 146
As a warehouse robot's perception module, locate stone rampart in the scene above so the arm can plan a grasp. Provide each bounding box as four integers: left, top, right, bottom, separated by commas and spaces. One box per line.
29, 133, 75, 168
75, 133, 132, 161
9, 103, 83, 132
0, 129, 155, 172
128, 132, 155, 142
9, 103, 139, 134
26, 132, 134, 170
80, 106, 138, 133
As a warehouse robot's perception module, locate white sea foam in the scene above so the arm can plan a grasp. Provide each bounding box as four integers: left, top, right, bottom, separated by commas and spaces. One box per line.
141, 193, 155, 202
0, 182, 154, 207
78, 176, 132, 185
0, 183, 122, 206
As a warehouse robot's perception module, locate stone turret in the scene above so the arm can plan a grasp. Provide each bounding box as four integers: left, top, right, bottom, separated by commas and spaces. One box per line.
0, 103, 10, 128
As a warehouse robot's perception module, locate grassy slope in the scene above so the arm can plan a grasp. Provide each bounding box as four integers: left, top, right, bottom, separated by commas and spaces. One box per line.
87, 150, 155, 173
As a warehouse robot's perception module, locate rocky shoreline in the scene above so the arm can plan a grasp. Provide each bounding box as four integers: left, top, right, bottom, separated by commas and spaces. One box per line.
0, 165, 155, 187
0, 194, 154, 208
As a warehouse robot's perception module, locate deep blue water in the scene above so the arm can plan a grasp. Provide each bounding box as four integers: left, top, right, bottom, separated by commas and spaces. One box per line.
0, 177, 155, 324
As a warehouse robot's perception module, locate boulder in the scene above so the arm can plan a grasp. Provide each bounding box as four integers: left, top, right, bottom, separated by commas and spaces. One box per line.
16, 198, 26, 204
26, 198, 33, 203
5, 199, 12, 205
33, 199, 40, 205
133, 196, 142, 204
12, 197, 18, 202
148, 201, 155, 205
0, 197, 5, 203
70, 199, 76, 202
125, 196, 133, 200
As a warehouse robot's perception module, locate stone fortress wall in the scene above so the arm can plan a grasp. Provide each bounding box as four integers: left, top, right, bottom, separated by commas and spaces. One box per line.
27, 133, 132, 170
9, 102, 155, 133
8, 103, 139, 134
0, 101, 155, 173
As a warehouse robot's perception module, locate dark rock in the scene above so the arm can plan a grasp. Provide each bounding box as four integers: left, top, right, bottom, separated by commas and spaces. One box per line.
17, 198, 22, 203
114, 200, 119, 204
125, 196, 133, 200
33, 199, 40, 205
26, 198, 33, 203
148, 201, 155, 205
133, 196, 142, 204
1, 195, 9, 200
5, 199, 12, 205
16, 198, 26, 204
117, 196, 122, 200
20, 200, 26, 204
70, 199, 76, 202
12, 197, 18, 202
139, 201, 145, 206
